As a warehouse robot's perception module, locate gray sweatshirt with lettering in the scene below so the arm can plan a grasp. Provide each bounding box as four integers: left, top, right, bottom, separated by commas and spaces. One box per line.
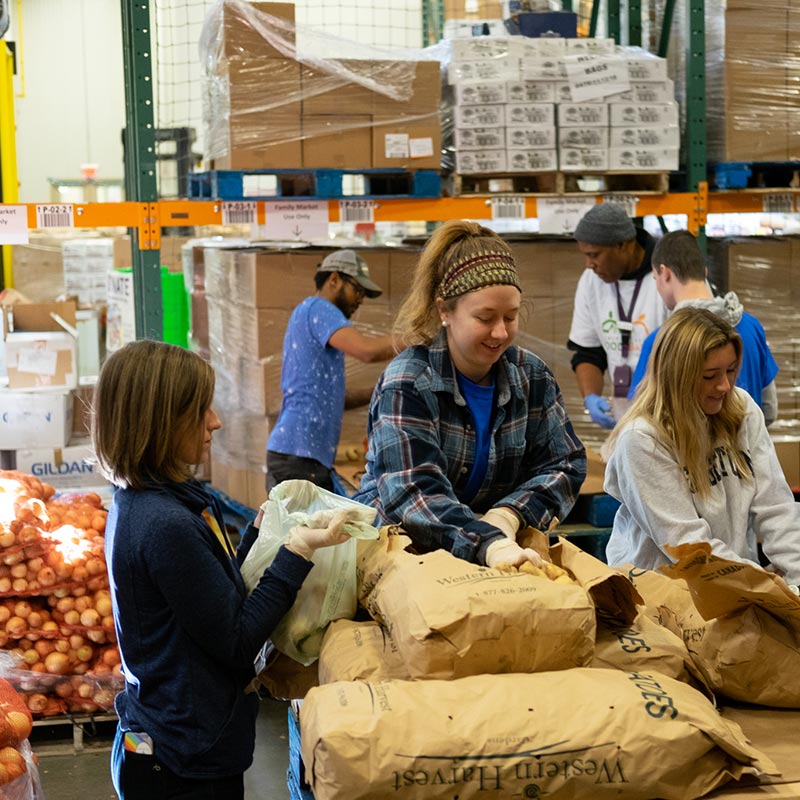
604, 389, 800, 586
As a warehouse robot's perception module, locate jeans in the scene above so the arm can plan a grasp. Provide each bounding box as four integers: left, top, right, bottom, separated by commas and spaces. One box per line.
111, 727, 244, 800
266, 451, 335, 493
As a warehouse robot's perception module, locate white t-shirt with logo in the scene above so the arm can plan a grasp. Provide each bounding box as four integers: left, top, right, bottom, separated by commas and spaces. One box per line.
568, 269, 668, 376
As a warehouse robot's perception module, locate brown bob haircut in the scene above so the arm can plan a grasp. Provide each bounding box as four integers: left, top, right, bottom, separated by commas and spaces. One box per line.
91, 340, 215, 489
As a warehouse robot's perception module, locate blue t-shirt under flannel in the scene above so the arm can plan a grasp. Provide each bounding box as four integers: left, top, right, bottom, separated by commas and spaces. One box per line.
456, 371, 495, 505
267, 296, 350, 469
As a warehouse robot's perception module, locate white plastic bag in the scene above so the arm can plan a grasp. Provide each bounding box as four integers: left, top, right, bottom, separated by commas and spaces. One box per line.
241, 480, 379, 665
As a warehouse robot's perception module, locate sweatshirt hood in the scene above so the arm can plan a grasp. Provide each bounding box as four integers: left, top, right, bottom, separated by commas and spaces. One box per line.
676, 291, 743, 326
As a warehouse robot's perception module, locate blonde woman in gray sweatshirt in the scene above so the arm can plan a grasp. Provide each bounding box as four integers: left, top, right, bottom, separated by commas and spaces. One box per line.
604, 306, 800, 591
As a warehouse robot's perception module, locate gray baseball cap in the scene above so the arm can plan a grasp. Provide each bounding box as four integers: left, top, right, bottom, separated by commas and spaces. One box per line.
317, 249, 383, 298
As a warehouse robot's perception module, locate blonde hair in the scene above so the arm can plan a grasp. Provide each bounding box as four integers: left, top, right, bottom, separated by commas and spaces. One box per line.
394, 220, 516, 346
610, 306, 748, 498
91, 340, 215, 489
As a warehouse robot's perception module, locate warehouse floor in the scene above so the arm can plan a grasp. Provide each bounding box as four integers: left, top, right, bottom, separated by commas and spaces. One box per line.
34, 697, 292, 800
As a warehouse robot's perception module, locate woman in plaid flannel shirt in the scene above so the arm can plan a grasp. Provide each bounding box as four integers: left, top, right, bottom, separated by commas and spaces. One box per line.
354, 220, 586, 568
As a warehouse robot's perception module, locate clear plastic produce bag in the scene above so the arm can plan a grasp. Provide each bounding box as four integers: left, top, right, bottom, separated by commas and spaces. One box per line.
240, 480, 378, 665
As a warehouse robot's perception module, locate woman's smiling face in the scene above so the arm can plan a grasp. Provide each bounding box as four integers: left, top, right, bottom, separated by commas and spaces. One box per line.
697, 342, 738, 415
439, 285, 522, 384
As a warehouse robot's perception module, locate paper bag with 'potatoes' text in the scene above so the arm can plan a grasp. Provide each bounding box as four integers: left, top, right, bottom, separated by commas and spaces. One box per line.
301, 668, 777, 800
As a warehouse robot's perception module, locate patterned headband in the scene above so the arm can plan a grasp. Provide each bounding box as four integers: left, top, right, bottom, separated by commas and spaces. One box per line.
438, 249, 521, 300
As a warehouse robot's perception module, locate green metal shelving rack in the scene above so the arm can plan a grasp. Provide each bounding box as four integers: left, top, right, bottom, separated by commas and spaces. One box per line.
120, 0, 162, 340
116, 0, 709, 333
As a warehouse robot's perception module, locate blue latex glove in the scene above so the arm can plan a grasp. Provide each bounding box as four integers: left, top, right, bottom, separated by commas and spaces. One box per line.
584, 393, 615, 430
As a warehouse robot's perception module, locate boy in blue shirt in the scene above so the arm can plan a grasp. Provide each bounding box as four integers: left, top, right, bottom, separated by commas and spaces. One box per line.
629, 230, 778, 424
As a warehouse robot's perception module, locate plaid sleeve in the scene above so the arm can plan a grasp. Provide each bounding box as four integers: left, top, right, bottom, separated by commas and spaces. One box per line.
368, 369, 504, 563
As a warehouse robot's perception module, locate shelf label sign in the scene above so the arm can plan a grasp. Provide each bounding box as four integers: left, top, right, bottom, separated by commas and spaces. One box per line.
537, 197, 597, 234
263, 200, 329, 241
491, 196, 526, 220
762, 193, 795, 214
0, 206, 29, 245
602, 195, 639, 218
339, 199, 375, 224
222, 201, 258, 226
35, 204, 75, 229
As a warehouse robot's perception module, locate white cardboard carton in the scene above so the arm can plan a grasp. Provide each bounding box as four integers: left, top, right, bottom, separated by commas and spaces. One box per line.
14, 443, 109, 492
0, 392, 72, 450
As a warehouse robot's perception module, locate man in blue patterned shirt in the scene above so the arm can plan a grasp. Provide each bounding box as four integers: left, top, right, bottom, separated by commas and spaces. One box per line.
267, 250, 395, 493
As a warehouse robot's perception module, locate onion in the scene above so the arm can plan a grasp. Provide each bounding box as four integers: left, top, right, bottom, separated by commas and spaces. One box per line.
44, 652, 70, 675
6, 711, 32, 742
26, 694, 48, 713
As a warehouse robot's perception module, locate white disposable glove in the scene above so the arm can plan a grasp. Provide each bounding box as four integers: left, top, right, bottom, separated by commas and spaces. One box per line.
485, 538, 543, 570
480, 507, 521, 541
789, 584, 799, 596
285, 510, 351, 561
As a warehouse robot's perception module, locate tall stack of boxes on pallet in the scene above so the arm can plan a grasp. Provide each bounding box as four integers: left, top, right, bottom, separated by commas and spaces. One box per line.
449, 36, 679, 177
203, 1, 441, 173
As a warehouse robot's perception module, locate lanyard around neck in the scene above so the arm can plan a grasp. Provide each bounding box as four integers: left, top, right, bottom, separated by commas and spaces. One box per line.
614, 275, 644, 359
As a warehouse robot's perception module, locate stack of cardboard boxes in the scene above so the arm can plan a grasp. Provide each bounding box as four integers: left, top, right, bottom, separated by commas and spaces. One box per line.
0, 301, 109, 496
449, 37, 679, 174
197, 243, 420, 507
707, 237, 800, 488
707, 0, 800, 162
204, 2, 441, 172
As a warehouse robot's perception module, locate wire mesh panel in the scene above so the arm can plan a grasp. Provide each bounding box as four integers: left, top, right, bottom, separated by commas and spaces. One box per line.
152, 0, 426, 196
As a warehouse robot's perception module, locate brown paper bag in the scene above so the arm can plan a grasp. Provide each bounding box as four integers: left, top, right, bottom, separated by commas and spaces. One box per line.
301, 669, 777, 800
356, 525, 413, 606
318, 619, 409, 684
592, 614, 712, 697
364, 547, 595, 679
551, 536, 643, 626
618, 562, 698, 625
250, 651, 319, 701
658, 543, 800, 708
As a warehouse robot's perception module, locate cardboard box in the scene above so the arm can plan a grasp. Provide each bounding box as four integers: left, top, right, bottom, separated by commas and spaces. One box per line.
208, 58, 302, 170
455, 149, 506, 173
609, 102, 679, 127
506, 80, 556, 104
557, 103, 609, 127
371, 117, 441, 169
505, 102, 556, 127
14, 442, 109, 492
455, 81, 507, 106
455, 104, 506, 128
608, 147, 679, 171
506, 125, 557, 149
456, 127, 506, 150
506, 149, 558, 172
6, 301, 77, 336
302, 114, 373, 169
5, 332, 78, 392
559, 147, 609, 171
0, 392, 72, 450
221, 1, 295, 59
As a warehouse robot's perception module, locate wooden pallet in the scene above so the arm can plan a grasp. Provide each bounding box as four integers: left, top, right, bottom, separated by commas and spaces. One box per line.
562, 170, 670, 194
448, 172, 564, 196
449, 170, 669, 197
